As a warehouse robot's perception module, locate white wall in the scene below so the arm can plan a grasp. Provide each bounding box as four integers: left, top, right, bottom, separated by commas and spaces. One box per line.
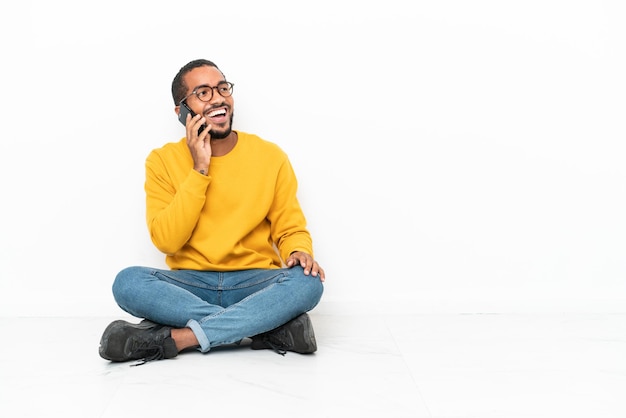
0, 0, 624, 316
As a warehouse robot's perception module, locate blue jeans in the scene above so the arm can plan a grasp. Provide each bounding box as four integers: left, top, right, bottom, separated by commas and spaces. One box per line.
112, 266, 324, 352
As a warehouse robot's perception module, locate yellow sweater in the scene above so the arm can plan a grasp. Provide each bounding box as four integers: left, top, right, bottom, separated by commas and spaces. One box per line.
144, 131, 313, 271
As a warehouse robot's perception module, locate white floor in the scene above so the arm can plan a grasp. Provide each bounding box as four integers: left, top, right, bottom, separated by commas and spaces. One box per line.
1, 313, 625, 418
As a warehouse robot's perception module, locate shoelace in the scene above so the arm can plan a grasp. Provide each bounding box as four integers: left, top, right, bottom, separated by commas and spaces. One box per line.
262, 327, 293, 356
263, 336, 287, 356
129, 340, 167, 366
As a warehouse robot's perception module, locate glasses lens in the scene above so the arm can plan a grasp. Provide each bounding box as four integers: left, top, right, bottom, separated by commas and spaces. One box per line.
217, 82, 233, 97
195, 86, 213, 102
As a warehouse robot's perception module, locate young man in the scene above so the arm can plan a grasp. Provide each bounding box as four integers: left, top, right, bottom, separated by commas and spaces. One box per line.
99, 59, 324, 364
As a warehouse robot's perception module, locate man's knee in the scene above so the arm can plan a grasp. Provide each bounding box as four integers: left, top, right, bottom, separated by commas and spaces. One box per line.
112, 266, 147, 301
288, 266, 324, 309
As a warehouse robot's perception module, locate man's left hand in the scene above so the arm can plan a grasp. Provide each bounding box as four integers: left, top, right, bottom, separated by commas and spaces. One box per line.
286, 251, 325, 282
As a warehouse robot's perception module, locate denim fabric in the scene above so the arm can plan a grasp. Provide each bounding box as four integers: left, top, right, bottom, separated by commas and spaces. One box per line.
112, 266, 324, 352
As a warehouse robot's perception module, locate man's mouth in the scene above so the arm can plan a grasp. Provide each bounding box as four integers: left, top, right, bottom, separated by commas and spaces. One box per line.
207, 108, 227, 119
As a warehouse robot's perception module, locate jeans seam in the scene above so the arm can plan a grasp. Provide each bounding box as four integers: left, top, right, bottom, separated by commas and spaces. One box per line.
153, 269, 286, 291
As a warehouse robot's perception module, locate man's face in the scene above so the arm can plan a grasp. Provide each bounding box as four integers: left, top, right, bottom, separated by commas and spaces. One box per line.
181, 66, 234, 139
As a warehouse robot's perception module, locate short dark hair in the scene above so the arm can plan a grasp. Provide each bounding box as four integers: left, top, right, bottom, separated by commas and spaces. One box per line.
171, 59, 225, 105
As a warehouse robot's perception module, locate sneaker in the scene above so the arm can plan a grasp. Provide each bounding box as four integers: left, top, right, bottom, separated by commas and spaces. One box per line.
99, 319, 178, 365
250, 313, 317, 355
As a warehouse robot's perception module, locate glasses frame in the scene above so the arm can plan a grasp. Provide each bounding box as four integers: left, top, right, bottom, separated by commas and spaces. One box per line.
178, 81, 235, 105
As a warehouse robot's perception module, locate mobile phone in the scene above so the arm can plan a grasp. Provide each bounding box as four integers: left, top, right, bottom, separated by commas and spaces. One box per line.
178, 102, 207, 134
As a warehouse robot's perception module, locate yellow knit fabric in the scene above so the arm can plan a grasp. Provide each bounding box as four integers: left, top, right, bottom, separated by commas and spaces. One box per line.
144, 131, 313, 271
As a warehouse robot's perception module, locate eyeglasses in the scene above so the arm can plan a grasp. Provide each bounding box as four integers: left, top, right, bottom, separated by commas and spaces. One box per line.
179, 81, 235, 104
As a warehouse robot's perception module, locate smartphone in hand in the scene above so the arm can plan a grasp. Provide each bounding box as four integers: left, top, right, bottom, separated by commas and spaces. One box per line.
178, 102, 207, 134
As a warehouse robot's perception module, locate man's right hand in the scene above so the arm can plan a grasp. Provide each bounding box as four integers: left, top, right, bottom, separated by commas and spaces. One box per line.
185, 113, 212, 174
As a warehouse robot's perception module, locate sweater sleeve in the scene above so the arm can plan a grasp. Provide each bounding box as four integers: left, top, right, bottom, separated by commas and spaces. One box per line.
144, 149, 211, 255
268, 156, 314, 262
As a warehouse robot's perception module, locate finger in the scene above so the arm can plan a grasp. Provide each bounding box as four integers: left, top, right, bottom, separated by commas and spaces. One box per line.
311, 262, 319, 276
301, 257, 313, 275
192, 116, 207, 139
186, 113, 197, 140
199, 124, 212, 145
311, 264, 322, 278
186, 114, 203, 138
185, 114, 194, 143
